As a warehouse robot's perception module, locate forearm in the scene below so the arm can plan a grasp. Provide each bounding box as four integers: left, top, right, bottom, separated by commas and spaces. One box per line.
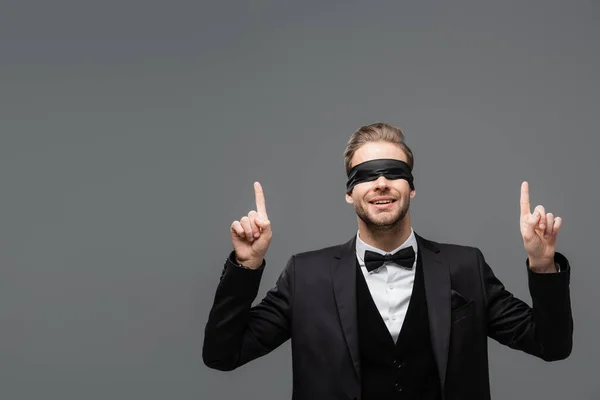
526, 252, 573, 360
202, 252, 293, 371
202, 253, 265, 370
483, 251, 573, 361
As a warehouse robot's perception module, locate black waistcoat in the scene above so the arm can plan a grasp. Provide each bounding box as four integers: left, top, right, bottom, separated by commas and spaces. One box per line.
356, 252, 442, 400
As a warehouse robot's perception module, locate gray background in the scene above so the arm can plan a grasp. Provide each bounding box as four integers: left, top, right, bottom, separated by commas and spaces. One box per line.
1, 0, 598, 399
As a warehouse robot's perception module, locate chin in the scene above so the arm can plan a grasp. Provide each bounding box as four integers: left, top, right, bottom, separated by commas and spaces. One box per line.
364, 213, 404, 229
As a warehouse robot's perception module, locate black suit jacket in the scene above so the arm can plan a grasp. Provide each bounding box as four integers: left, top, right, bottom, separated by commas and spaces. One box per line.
203, 233, 573, 400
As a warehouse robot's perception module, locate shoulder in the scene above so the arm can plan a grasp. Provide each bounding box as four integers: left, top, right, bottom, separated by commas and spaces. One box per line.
417, 234, 482, 261
283, 236, 355, 271
438, 241, 480, 255
292, 241, 347, 263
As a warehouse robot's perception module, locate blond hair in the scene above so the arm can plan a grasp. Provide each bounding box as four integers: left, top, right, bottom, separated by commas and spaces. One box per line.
343, 122, 414, 174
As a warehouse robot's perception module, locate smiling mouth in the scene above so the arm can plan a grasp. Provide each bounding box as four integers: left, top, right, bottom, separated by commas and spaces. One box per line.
369, 199, 397, 206
369, 199, 396, 205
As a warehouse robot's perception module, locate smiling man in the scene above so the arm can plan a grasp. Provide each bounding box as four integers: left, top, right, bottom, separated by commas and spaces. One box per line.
203, 122, 573, 400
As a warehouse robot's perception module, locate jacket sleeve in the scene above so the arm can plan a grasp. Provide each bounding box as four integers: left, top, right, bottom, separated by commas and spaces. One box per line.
202, 251, 294, 371
478, 249, 573, 361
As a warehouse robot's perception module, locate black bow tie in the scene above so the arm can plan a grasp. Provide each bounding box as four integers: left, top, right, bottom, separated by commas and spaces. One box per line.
363, 246, 415, 272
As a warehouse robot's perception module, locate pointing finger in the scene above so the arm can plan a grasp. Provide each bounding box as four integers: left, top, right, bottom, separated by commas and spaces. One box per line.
254, 181, 268, 218
520, 181, 531, 217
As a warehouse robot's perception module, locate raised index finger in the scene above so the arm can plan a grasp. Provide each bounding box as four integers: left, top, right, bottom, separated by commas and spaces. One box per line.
520, 181, 531, 216
254, 181, 268, 218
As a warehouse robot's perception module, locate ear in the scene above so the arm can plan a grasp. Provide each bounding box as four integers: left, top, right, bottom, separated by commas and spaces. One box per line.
345, 192, 354, 204
409, 189, 416, 199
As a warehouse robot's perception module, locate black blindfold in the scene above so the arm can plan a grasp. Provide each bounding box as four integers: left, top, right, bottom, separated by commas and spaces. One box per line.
346, 159, 414, 193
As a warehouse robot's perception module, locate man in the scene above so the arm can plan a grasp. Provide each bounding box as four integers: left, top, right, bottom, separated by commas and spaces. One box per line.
203, 123, 573, 400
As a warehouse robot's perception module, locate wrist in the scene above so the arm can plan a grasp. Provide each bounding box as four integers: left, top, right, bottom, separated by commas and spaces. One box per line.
528, 256, 557, 273
235, 256, 264, 270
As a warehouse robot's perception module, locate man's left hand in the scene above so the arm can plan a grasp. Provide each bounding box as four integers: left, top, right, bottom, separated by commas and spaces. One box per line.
520, 181, 562, 273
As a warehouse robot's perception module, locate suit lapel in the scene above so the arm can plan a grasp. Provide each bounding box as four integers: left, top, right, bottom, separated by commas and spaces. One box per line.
416, 233, 451, 394
331, 236, 361, 381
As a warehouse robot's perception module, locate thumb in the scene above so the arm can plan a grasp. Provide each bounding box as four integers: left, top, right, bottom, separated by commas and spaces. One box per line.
255, 216, 271, 231
523, 212, 540, 237
529, 211, 542, 226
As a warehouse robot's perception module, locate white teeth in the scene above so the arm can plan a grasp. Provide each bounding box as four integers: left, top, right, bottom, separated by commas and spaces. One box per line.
375, 200, 392, 204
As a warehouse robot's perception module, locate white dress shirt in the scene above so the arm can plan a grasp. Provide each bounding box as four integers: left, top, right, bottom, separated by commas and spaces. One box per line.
355, 228, 418, 343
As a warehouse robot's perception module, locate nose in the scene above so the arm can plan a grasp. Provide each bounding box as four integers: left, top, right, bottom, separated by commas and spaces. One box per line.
374, 175, 390, 188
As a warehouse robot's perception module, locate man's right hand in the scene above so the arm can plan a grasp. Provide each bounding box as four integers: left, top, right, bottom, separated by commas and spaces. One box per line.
229, 181, 272, 269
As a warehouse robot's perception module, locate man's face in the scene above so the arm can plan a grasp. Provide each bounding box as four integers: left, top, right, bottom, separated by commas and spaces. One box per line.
345, 141, 416, 231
